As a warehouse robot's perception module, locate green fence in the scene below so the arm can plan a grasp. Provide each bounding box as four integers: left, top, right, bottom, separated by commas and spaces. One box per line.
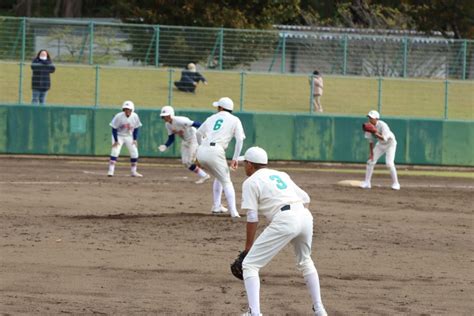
1, 105, 472, 166
1, 61, 473, 120
1, 16, 473, 79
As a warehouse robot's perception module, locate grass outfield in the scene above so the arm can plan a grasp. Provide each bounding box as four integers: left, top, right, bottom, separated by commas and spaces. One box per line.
1, 61, 473, 120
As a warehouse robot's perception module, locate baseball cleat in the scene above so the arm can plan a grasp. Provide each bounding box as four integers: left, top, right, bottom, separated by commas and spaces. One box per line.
131, 172, 143, 177
195, 174, 210, 184
211, 205, 228, 214
313, 306, 328, 316
107, 171, 114, 177
391, 182, 400, 190
360, 181, 371, 189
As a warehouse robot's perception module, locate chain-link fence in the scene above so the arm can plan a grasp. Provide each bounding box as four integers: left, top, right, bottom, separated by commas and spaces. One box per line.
1, 60, 472, 120
1, 16, 473, 79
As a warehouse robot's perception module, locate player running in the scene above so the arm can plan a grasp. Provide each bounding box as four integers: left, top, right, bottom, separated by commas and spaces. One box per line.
158, 105, 210, 184
361, 110, 400, 190
107, 100, 143, 177
237, 146, 327, 316
196, 97, 245, 218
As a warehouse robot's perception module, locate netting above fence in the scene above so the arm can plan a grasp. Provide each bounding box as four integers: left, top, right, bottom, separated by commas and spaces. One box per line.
1, 16, 473, 80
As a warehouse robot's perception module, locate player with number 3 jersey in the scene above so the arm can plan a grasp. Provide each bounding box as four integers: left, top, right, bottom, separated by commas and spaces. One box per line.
196, 97, 246, 218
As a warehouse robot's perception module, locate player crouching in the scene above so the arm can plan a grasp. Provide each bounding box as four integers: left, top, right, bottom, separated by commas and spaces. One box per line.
107, 100, 143, 177
158, 105, 210, 184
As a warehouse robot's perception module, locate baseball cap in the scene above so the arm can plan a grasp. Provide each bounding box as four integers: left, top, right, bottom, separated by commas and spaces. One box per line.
213, 97, 234, 111
187, 63, 196, 72
237, 146, 268, 164
160, 105, 175, 117
367, 110, 380, 119
122, 100, 134, 111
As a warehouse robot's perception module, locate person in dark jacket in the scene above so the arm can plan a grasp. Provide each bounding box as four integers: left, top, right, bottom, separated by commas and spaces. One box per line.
31, 50, 55, 105
174, 63, 208, 93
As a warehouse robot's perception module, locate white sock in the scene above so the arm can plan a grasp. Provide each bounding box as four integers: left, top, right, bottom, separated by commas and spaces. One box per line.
131, 163, 137, 174
196, 167, 208, 178
365, 163, 374, 184
213, 179, 223, 207
304, 272, 324, 311
108, 160, 116, 173
244, 276, 261, 315
222, 182, 238, 216
389, 165, 399, 185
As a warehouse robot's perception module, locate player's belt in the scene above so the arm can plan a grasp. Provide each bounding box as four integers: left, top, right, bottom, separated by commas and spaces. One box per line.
280, 205, 291, 211
210, 142, 216, 146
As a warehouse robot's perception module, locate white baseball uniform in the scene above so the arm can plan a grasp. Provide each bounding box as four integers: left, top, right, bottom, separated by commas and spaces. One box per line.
165, 115, 198, 166
196, 110, 245, 217
241, 168, 326, 315
363, 120, 399, 188
109, 111, 142, 158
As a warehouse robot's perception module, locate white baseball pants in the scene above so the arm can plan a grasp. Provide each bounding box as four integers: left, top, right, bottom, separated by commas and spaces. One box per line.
196, 144, 231, 185
110, 135, 138, 158
181, 141, 198, 167
365, 139, 398, 185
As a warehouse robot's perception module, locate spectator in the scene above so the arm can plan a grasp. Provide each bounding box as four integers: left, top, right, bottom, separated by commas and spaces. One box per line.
310, 70, 324, 113
174, 63, 208, 93
31, 50, 55, 105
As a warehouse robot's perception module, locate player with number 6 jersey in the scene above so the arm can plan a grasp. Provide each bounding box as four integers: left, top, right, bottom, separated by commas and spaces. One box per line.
196, 97, 246, 218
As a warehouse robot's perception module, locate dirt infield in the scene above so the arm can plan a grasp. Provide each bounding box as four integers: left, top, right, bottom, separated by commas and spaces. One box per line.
0, 157, 472, 315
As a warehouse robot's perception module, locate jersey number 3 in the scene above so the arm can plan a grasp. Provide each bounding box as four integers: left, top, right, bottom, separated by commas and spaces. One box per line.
269, 175, 287, 190
213, 119, 223, 131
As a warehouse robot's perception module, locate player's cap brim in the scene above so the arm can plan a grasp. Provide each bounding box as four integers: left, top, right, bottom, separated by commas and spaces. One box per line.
212, 101, 219, 107
237, 156, 245, 161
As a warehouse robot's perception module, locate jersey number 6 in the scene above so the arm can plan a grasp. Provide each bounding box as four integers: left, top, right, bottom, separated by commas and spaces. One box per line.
213, 119, 223, 131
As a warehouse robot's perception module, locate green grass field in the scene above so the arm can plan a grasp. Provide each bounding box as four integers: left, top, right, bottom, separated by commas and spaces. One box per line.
1, 61, 472, 120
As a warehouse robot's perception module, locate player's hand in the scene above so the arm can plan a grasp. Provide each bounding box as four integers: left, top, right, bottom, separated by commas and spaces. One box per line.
230, 159, 238, 171
158, 145, 167, 152
112, 142, 120, 148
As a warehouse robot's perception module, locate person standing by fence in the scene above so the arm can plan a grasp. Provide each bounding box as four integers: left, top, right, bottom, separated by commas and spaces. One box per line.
31, 50, 55, 105
310, 70, 324, 113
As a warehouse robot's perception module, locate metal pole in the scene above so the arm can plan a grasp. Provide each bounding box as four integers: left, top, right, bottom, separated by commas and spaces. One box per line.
94, 65, 100, 107
218, 28, 224, 70
462, 40, 467, 80
377, 77, 383, 114
444, 80, 449, 119
342, 35, 348, 75
281, 32, 286, 73
402, 37, 408, 78
89, 22, 94, 65
18, 17, 26, 104
168, 68, 174, 105
309, 74, 315, 114
155, 25, 160, 67
239, 71, 245, 112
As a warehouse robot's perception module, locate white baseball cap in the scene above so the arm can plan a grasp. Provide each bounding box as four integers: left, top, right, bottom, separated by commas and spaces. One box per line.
187, 63, 196, 72
160, 105, 175, 117
237, 146, 268, 164
122, 100, 135, 111
367, 110, 380, 119
213, 97, 234, 111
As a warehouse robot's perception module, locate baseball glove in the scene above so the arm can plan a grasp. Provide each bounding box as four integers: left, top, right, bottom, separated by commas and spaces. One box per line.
362, 122, 378, 134
230, 250, 248, 280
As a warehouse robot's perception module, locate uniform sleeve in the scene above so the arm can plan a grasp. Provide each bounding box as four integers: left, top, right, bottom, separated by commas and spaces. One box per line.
196, 118, 209, 140
109, 113, 120, 129
134, 114, 143, 129
241, 180, 259, 212
378, 122, 391, 142
364, 131, 375, 143
234, 118, 246, 141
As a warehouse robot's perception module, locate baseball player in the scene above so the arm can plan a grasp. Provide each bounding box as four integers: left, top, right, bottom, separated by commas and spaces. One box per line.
158, 105, 210, 184
361, 110, 400, 190
107, 100, 143, 177
196, 97, 245, 218
238, 146, 327, 316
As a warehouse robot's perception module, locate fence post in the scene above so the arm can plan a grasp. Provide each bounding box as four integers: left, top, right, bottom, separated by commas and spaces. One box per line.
18, 17, 26, 104
94, 65, 100, 107
155, 25, 160, 67
402, 37, 408, 78
89, 22, 94, 65
462, 40, 467, 80
309, 74, 314, 114
377, 77, 383, 114
342, 35, 348, 75
218, 28, 224, 70
168, 68, 174, 105
444, 79, 449, 119
281, 32, 286, 73
239, 71, 245, 112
